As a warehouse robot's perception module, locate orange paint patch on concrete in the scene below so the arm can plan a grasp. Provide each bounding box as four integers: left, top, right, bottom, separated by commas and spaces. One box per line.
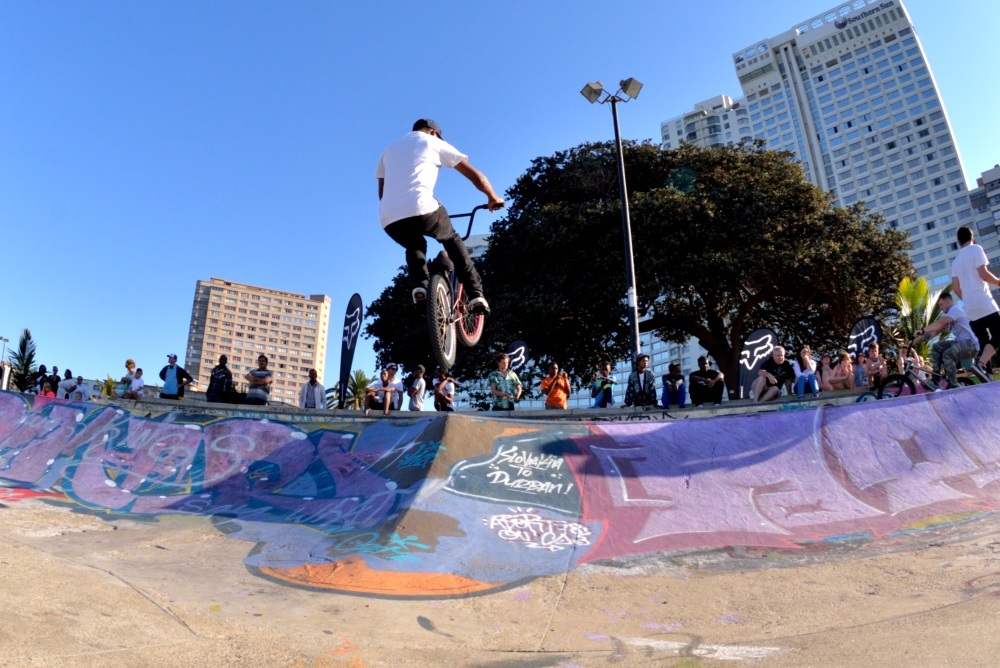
260, 557, 502, 597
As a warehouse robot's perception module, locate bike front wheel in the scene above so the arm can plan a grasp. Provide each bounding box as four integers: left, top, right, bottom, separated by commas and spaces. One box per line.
456, 288, 484, 348
427, 274, 457, 370
878, 374, 916, 399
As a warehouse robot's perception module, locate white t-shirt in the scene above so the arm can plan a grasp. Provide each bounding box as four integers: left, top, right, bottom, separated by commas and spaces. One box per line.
387, 378, 405, 410
408, 377, 426, 411
57, 378, 78, 398
951, 244, 999, 320
131, 377, 145, 397
375, 131, 467, 228
942, 303, 977, 344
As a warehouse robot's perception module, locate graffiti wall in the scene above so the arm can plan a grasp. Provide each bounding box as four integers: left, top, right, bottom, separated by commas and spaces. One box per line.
1, 386, 1000, 598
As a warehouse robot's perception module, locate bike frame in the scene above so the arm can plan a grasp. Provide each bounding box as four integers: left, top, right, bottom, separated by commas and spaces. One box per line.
441, 204, 488, 319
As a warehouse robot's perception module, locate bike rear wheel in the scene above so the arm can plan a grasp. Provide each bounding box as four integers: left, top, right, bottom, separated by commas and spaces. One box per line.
878, 374, 916, 399
456, 288, 484, 348
427, 274, 457, 370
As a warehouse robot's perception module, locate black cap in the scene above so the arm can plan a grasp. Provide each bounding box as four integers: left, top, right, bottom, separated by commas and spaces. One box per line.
412, 118, 442, 138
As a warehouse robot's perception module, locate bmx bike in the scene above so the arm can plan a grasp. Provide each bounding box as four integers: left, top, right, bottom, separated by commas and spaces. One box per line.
426, 204, 491, 370
877, 336, 981, 399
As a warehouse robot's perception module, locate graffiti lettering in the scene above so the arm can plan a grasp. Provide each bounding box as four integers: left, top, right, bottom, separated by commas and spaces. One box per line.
486, 509, 591, 551
486, 470, 574, 495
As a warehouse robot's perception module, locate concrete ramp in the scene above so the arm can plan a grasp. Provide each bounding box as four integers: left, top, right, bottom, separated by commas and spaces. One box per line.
2, 385, 1000, 602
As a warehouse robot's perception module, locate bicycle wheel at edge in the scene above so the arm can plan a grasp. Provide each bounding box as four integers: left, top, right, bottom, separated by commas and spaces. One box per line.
877, 374, 916, 399
427, 274, 457, 369
456, 288, 484, 348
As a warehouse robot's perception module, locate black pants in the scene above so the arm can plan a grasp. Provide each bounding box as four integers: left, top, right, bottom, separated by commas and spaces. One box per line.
972, 311, 1000, 369
384, 205, 483, 296
690, 381, 725, 406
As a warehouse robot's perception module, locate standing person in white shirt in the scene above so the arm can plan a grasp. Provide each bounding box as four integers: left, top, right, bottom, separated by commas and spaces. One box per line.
298, 368, 326, 410
408, 365, 427, 411
952, 226, 1000, 379
375, 118, 504, 313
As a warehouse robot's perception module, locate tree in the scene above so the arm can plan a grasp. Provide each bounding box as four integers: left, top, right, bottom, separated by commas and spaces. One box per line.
342, 370, 372, 411
8, 328, 37, 393
631, 142, 912, 395
364, 141, 913, 396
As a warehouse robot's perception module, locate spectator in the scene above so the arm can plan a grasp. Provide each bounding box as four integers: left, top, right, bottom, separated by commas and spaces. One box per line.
386, 363, 405, 411
540, 361, 571, 410
57, 369, 78, 399
47, 366, 61, 397
33, 365, 49, 394
433, 368, 455, 412
591, 360, 616, 408
160, 354, 194, 400
792, 345, 820, 399
207, 355, 234, 403
74, 376, 91, 402
818, 353, 855, 393
952, 225, 1000, 378
828, 351, 856, 391
119, 359, 137, 398
853, 350, 869, 389
916, 291, 984, 386
39, 381, 56, 398
753, 346, 795, 403
244, 354, 273, 406
130, 369, 146, 399
661, 362, 686, 409
689, 356, 725, 407
365, 368, 395, 416
408, 365, 427, 411
72, 391, 84, 402
863, 342, 889, 389
299, 368, 326, 409
624, 353, 657, 408
489, 353, 522, 411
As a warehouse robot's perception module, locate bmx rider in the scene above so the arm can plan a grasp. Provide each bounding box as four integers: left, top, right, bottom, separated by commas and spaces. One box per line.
375, 118, 503, 314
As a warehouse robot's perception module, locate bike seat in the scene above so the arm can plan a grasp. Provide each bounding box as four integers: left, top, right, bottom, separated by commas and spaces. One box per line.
429, 251, 454, 273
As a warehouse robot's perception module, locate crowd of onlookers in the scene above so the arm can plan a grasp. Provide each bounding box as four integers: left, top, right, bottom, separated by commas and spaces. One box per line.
29, 365, 91, 401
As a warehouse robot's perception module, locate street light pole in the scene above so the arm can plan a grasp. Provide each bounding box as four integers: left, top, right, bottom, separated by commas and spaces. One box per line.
581, 78, 644, 363
608, 96, 642, 362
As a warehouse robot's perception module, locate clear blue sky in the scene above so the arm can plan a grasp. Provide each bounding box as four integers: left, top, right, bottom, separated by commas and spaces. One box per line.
3, 0, 998, 387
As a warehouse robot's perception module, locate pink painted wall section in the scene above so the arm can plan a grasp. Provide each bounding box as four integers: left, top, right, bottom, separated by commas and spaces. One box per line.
569, 385, 1000, 562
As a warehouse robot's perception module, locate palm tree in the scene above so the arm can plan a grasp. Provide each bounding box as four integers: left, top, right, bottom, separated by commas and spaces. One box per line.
895, 276, 948, 359
343, 369, 372, 410
8, 329, 38, 393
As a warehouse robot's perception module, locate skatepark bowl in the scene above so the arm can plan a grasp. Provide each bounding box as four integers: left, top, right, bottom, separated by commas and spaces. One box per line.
2, 385, 1000, 666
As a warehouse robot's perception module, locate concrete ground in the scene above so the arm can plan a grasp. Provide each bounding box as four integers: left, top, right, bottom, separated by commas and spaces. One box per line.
2, 495, 1000, 667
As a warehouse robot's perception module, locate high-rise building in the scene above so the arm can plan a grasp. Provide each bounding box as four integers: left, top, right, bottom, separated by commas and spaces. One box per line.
661, 0, 974, 288
185, 278, 331, 404
968, 164, 1000, 297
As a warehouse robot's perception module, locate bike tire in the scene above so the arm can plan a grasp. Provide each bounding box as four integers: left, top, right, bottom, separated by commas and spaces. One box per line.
456, 288, 484, 348
427, 274, 457, 370
878, 374, 916, 399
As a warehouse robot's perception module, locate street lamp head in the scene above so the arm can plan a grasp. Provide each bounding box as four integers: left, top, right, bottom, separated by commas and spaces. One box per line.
581, 81, 604, 104
619, 78, 643, 100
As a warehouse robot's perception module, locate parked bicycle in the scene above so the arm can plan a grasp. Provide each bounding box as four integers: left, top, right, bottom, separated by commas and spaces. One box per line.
426, 205, 491, 370
877, 335, 982, 399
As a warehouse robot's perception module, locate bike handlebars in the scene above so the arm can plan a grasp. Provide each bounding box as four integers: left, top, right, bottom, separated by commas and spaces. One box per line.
449, 204, 493, 241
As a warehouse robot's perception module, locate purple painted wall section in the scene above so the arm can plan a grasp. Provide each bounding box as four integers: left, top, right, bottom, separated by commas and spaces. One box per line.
1, 385, 999, 598
570, 385, 1000, 561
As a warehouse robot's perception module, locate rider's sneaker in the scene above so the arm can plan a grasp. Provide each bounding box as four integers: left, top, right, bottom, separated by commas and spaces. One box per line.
468, 295, 490, 315
971, 361, 992, 383
412, 287, 427, 305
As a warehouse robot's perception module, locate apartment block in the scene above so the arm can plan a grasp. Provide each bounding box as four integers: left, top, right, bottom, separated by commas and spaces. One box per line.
185, 278, 331, 404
